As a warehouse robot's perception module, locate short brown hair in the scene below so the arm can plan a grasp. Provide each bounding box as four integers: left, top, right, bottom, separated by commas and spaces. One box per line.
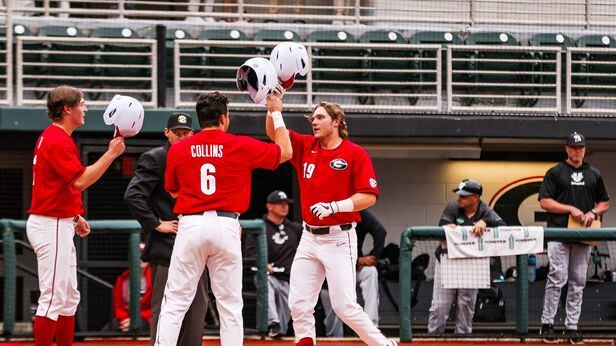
195, 92, 229, 128
311, 102, 348, 139
46, 85, 84, 121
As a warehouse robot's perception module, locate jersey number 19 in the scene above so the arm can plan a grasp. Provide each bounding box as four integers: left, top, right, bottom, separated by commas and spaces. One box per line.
200, 163, 216, 195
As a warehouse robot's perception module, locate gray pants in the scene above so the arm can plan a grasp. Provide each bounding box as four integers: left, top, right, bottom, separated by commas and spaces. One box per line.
150, 263, 208, 346
268, 275, 291, 335
320, 266, 380, 337
427, 259, 478, 334
541, 242, 591, 330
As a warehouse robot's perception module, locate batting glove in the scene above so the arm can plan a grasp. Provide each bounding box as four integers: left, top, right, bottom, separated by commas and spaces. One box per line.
310, 202, 339, 220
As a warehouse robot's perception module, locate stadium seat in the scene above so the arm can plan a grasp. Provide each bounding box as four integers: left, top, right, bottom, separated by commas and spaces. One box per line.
463, 32, 522, 106
307, 30, 364, 103
254, 29, 301, 56
145, 28, 194, 88
572, 34, 616, 108
198, 29, 255, 91
525, 33, 574, 107
410, 31, 464, 100
91, 27, 152, 100
37, 26, 99, 97
360, 30, 416, 105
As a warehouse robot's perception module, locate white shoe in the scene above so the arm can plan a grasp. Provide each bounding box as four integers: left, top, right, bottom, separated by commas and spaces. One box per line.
385, 339, 398, 346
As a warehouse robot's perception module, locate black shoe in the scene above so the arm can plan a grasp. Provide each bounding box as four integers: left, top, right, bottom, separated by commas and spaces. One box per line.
267, 322, 281, 338
540, 324, 558, 343
564, 329, 584, 344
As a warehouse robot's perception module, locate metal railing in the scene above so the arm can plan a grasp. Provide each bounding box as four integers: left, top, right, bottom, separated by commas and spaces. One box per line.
174, 40, 442, 112
447, 45, 562, 114
0, 1, 12, 106
0, 218, 269, 337
398, 226, 616, 342
15, 36, 158, 107
566, 47, 616, 115
9, 0, 616, 29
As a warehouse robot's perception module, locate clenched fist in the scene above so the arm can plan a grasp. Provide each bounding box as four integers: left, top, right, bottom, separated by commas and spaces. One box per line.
310, 202, 337, 220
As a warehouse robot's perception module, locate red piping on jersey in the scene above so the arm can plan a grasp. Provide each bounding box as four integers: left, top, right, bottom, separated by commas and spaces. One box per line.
44, 218, 60, 318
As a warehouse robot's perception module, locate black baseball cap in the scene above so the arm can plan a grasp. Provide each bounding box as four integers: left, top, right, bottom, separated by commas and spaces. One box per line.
566, 132, 586, 147
266, 190, 294, 204
167, 112, 193, 131
453, 179, 483, 196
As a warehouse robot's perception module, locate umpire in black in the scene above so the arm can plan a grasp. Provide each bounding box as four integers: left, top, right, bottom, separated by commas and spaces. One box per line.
124, 113, 208, 345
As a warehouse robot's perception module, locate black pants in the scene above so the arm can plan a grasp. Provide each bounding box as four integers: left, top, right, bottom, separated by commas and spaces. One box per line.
150, 263, 208, 346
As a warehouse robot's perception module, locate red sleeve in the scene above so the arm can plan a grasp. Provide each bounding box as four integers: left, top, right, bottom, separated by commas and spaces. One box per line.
289, 130, 308, 168
46, 139, 85, 186
240, 136, 281, 170
353, 147, 379, 197
164, 145, 180, 194
113, 271, 129, 321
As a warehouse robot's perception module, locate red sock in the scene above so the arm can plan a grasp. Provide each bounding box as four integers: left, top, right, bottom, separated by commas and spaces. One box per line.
55, 315, 75, 346
33, 316, 56, 346
297, 337, 315, 346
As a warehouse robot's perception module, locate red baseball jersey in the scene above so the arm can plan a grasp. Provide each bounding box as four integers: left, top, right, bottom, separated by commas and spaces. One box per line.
165, 129, 281, 215
28, 124, 86, 217
289, 130, 379, 226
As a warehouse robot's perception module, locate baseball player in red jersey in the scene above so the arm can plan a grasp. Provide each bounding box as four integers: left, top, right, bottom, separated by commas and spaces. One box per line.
266, 102, 397, 346
154, 91, 292, 346
27, 85, 125, 346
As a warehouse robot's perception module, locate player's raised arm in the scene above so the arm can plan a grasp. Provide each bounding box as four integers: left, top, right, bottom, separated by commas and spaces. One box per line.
73, 136, 125, 191
266, 93, 292, 163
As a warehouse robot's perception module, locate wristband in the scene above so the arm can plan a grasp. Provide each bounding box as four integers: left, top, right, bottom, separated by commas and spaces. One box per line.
332, 198, 354, 213
270, 111, 286, 130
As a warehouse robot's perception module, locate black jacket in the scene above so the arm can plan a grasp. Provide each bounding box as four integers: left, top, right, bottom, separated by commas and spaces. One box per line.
244, 216, 302, 282
357, 209, 386, 260
124, 143, 177, 266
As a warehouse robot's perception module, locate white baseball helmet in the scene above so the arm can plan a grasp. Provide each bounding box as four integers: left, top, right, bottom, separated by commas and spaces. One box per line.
293, 43, 310, 77
236, 57, 278, 105
270, 42, 299, 89
103, 95, 144, 137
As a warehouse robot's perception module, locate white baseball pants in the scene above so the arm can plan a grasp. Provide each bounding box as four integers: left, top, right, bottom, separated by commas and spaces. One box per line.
155, 211, 243, 346
26, 214, 80, 321
288, 225, 388, 346
541, 241, 591, 330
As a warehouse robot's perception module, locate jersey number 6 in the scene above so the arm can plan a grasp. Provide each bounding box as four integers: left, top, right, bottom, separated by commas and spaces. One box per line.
200, 163, 216, 195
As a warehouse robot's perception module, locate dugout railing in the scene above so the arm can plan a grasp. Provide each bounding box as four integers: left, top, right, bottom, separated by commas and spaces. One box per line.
399, 226, 616, 342
0, 219, 269, 338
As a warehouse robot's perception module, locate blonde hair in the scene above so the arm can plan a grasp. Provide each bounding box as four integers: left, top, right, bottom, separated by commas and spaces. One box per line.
310, 102, 348, 139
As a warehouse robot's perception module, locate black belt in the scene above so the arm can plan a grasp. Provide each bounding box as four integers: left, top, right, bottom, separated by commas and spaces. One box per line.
304, 223, 352, 235
184, 210, 239, 219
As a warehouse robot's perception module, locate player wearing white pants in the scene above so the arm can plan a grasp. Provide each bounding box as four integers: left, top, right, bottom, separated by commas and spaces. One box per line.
155, 92, 292, 345
321, 265, 380, 337
289, 224, 388, 345
155, 212, 243, 346
541, 242, 591, 330
27, 215, 80, 320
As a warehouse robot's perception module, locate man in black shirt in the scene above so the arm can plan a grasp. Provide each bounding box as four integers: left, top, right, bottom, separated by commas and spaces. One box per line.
124, 113, 208, 345
244, 190, 302, 338
538, 132, 610, 344
320, 209, 386, 337
428, 179, 506, 334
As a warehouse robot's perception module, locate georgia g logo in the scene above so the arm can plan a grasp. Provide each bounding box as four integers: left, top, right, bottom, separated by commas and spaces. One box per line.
330, 158, 348, 170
